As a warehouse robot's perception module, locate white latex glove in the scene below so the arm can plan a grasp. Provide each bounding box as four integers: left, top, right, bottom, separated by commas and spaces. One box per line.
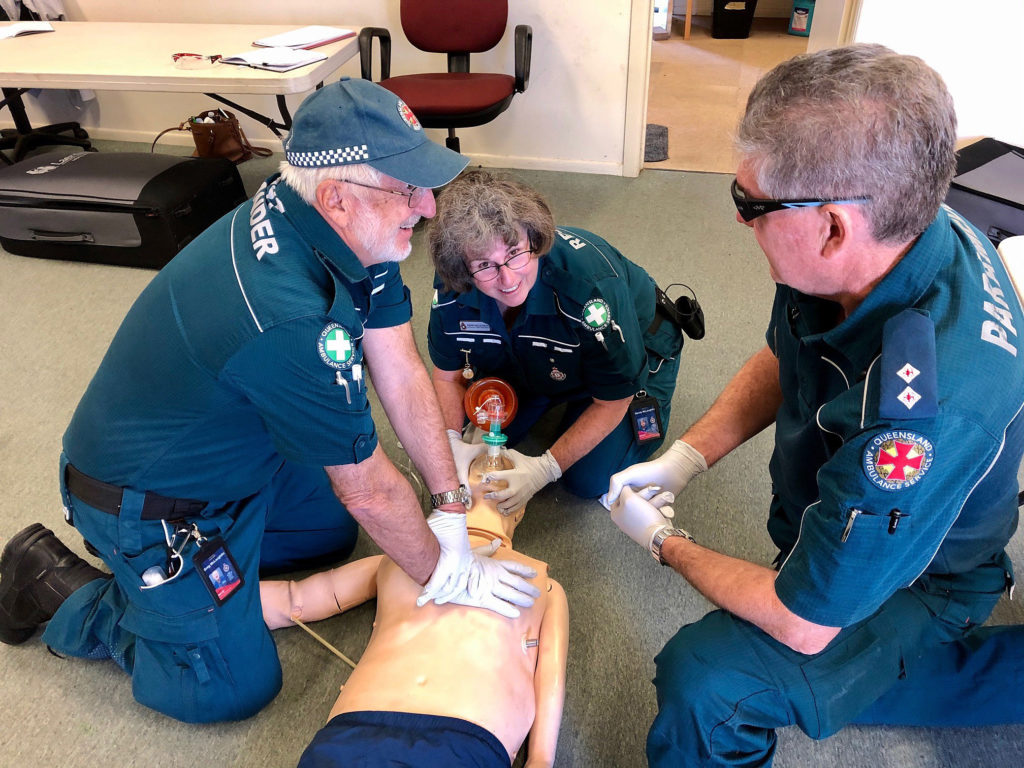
483, 448, 562, 515
602, 440, 707, 509
609, 485, 677, 551
447, 429, 486, 487
417, 510, 541, 618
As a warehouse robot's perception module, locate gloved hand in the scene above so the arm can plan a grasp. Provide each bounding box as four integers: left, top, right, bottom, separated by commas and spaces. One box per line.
609, 485, 677, 551
417, 510, 540, 618
447, 429, 485, 487
602, 440, 707, 508
483, 449, 562, 515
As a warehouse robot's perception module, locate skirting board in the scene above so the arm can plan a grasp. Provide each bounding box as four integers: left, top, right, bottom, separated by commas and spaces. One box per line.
4, 125, 632, 178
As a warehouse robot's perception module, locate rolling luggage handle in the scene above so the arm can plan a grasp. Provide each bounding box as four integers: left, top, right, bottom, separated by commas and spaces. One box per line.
30, 229, 95, 243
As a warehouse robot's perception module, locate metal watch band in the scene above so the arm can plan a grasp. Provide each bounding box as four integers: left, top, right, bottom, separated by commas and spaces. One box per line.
650, 526, 696, 565
430, 486, 471, 509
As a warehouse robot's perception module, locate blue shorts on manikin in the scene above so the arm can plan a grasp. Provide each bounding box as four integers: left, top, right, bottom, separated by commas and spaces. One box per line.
298, 710, 512, 768
647, 558, 1022, 768
42, 458, 357, 724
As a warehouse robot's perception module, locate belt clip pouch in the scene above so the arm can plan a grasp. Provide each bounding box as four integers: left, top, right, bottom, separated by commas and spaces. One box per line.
628, 392, 664, 444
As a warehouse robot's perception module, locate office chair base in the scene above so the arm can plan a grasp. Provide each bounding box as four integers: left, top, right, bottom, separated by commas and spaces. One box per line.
445, 135, 461, 153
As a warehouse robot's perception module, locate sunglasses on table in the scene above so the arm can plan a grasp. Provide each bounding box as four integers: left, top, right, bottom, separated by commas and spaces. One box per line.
730, 178, 871, 222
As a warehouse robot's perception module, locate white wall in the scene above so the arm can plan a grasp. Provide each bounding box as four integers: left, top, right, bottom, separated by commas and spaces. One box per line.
852, 0, 1024, 147
10, 1, 640, 175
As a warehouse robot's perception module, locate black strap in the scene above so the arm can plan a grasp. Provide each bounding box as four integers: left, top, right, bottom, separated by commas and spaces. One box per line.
65, 463, 207, 520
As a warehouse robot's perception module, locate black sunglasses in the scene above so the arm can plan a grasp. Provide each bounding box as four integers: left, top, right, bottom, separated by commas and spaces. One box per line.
731, 178, 871, 222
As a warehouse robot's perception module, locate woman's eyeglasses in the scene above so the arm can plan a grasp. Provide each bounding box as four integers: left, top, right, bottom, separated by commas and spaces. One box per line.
730, 178, 871, 222
469, 248, 536, 282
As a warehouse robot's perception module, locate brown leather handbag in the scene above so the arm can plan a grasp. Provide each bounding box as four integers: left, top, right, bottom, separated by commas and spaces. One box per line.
151, 109, 272, 164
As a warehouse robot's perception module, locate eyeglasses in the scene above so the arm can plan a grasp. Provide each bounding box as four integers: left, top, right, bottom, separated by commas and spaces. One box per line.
171, 53, 222, 69
341, 179, 429, 208
469, 247, 536, 282
730, 178, 871, 222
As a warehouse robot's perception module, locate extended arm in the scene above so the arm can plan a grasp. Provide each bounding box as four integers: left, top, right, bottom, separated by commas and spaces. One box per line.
327, 446, 439, 585
261, 555, 385, 630
681, 344, 781, 467
525, 579, 570, 768
432, 366, 471, 432
547, 396, 632, 471
364, 323, 462, 501
659, 536, 840, 654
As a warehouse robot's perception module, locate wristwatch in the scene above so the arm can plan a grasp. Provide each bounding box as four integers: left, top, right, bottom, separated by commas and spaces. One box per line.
430, 485, 472, 510
650, 526, 696, 565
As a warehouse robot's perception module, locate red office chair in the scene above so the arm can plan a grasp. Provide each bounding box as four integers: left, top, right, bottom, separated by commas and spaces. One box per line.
358, 0, 532, 153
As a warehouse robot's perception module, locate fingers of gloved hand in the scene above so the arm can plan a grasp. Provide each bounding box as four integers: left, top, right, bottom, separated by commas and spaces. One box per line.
487, 578, 539, 608
471, 538, 502, 557
609, 485, 673, 548
636, 486, 676, 516
605, 458, 663, 508
494, 557, 538, 580
473, 592, 522, 619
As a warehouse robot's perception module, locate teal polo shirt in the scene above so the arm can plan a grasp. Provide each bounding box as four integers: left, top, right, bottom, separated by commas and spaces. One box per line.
770, 206, 1024, 627
63, 175, 411, 502
427, 227, 681, 404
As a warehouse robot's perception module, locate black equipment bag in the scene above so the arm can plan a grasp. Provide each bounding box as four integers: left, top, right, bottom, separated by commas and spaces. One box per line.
945, 137, 1024, 246
0, 151, 246, 269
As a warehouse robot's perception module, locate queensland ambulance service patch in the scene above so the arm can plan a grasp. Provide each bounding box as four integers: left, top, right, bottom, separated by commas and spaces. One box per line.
318, 323, 354, 369
863, 430, 934, 491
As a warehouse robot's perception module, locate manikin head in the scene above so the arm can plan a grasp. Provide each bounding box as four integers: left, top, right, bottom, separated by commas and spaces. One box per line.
464, 467, 526, 550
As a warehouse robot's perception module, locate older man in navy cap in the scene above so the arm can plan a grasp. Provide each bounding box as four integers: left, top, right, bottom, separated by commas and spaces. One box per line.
0, 79, 539, 724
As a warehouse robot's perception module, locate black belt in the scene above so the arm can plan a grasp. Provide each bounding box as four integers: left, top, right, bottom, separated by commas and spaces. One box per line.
65, 463, 208, 520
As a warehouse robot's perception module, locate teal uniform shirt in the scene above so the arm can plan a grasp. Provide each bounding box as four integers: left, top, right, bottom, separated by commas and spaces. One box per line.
427, 226, 681, 407
769, 206, 1024, 627
63, 174, 411, 501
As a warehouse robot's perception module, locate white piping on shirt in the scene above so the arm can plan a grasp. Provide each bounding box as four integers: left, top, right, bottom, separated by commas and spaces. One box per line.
230, 207, 263, 333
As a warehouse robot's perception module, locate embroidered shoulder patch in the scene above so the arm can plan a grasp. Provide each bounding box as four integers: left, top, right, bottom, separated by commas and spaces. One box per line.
318, 323, 354, 369
582, 298, 611, 331
862, 430, 934, 491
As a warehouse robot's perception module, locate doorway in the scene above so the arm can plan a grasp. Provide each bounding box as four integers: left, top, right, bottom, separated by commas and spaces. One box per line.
645, 13, 808, 173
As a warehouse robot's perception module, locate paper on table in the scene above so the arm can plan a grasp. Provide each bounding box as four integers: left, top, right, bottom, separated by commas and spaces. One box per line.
953, 150, 1024, 207
0, 21, 54, 39
221, 46, 327, 73
252, 25, 356, 50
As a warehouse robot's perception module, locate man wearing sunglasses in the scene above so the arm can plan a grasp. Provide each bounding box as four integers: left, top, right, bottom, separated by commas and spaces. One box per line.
0, 79, 541, 723
427, 170, 685, 512
605, 45, 1024, 765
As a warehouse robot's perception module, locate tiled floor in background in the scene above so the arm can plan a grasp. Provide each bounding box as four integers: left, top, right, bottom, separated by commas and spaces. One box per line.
646, 15, 807, 173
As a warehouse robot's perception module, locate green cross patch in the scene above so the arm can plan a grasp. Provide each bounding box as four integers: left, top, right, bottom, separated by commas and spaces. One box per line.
583, 298, 611, 331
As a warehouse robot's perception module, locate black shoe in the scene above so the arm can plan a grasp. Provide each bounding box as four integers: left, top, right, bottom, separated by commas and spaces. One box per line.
0, 523, 108, 645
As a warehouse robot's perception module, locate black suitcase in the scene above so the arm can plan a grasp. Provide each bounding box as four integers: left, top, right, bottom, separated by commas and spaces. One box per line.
945, 137, 1024, 246
0, 151, 247, 269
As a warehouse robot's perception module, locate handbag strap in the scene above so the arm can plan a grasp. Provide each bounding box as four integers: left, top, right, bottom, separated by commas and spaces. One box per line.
150, 122, 191, 154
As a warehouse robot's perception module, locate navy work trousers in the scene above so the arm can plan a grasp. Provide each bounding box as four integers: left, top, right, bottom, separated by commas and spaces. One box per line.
42, 458, 357, 723
647, 556, 1024, 767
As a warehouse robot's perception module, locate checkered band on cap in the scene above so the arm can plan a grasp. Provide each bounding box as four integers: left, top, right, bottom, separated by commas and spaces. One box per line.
285, 144, 371, 167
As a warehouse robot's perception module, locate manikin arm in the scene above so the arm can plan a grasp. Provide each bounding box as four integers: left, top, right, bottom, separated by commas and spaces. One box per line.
524, 579, 570, 768
261, 556, 385, 630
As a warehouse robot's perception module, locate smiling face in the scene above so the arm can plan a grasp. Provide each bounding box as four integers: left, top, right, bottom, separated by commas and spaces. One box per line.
467, 230, 540, 314
344, 175, 436, 265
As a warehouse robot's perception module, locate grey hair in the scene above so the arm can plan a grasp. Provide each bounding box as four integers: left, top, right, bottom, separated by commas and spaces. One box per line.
428, 169, 555, 294
277, 161, 384, 205
736, 43, 957, 243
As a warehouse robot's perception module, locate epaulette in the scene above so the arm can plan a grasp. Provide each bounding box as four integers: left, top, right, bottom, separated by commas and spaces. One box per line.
878, 309, 938, 419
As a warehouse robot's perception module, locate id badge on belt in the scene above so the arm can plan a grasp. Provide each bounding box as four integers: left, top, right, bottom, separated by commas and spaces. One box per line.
628, 391, 664, 444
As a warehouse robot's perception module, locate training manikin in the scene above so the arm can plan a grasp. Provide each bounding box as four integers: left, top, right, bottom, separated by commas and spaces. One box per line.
260, 403, 569, 767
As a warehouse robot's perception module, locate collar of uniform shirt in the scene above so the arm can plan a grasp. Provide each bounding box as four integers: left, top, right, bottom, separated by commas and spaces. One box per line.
270, 173, 369, 284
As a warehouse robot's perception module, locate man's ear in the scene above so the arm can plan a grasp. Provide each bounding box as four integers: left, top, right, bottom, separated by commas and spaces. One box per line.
820, 204, 857, 260
315, 179, 353, 229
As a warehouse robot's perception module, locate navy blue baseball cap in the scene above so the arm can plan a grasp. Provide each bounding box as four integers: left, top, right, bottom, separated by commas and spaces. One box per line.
283, 78, 468, 189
